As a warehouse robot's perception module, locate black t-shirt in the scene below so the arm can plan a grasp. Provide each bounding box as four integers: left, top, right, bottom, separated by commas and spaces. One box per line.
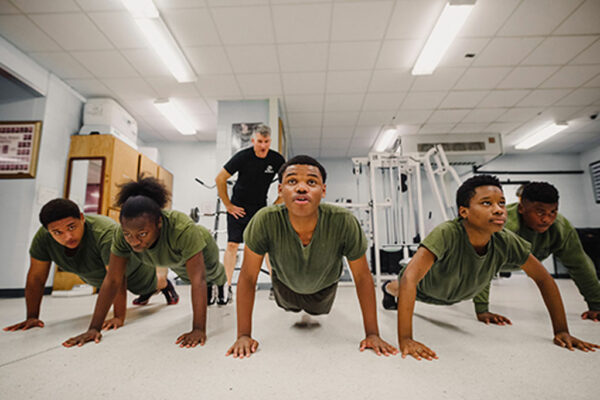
223, 147, 285, 206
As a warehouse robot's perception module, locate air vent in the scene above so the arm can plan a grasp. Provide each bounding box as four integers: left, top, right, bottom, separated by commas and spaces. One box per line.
590, 160, 600, 204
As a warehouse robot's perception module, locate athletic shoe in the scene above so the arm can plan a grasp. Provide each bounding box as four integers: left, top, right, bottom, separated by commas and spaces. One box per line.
381, 280, 397, 310
227, 285, 233, 304
217, 283, 232, 306
132, 292, 153, 306
161, 279, 179, 305
268, 287, 275, 301
207, 284, 216, 306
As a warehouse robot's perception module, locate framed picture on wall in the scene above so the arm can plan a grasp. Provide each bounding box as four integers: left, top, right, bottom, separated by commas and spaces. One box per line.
278, 117, 286, 158
231, 122, 261, 155
0, 121, 42, 179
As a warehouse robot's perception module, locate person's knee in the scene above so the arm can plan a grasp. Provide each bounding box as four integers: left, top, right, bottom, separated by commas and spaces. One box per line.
226, 242, 240, 252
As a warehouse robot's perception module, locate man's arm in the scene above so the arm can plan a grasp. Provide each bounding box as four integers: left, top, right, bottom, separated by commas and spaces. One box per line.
226, 247, 263, 358
101, 272, 127, 330
4, 258, 51, 331
346, 255, 398, 356
175, 252, 208, 348
472, 282, 512, 325
397, 246, 438, 361
521, 254, 599, 352
62, 253, 128, 347
215, 168, 245, 219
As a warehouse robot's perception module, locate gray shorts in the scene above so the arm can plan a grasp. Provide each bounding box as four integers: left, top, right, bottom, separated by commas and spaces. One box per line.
271, 273, 338, 316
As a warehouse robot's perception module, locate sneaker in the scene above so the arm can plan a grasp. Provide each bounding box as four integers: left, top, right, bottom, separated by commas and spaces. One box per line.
217, 283, 232, 306
207, 284, 216, 306
268, 287, 275, 301
161, 279, 179, 305
132, 292, 153, 306
381, 280, 397, 310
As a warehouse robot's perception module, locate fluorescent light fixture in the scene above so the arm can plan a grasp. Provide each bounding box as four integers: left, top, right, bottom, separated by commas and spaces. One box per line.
374, 128, 398, 152
121, 0, 196, 83
412, 0, 476, 75
514, 122, 568, 150
154, 99, 197, 135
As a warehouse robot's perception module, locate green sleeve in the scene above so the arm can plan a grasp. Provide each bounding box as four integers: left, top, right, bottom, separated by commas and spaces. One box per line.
176, 225, 206, 262
29, 227, 52, 261
419, 222, 454, 260
342, 213, 368, 261
555, 229, 600, 310
97, 228, 114, 266
472, 282, 491, 314
110, 228, 132, 258
504, 230, 532, 268
243, 210, 270, 256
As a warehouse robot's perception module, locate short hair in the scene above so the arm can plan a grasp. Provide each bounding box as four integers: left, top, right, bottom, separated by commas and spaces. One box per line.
278, 155, 327, 183
515, 184, 526, 198
456, 174, 502, 209
521, 182, 559, 204
252, 124, 271, 138
116, 176, 171, 224
39, 198, 81, 228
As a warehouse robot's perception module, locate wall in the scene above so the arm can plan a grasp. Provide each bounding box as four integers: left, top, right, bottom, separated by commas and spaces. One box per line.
580, 145, 600, 226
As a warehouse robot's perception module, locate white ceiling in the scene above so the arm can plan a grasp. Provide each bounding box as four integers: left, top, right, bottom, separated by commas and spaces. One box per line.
0, 0, 599, 157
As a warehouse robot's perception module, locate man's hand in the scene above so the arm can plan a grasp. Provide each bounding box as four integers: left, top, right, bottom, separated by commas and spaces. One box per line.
3, 318, 44, 331
476, 311, 512, 326
553, 332, 599, 352
359, 334, 398, 356
62, 329, 102, 347
226, 204, 246, 219
226, 335, 259, 358
175, 329, 206, 348
399, 338, 438, 361
581, 310, 600, 322
102, 317, 124, 331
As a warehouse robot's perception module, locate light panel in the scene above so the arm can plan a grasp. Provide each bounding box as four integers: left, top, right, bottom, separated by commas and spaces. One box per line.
514, 123, 568, 150
154, 99, 197, 135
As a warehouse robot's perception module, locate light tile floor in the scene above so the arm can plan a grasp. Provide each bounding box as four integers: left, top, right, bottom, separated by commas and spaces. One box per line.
1, 274, 598, 400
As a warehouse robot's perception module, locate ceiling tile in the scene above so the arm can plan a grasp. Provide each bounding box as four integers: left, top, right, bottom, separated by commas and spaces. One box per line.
278, 43, 328, 73
29, 51, 93, 79
329, 42, 380, 71
540, 65, 600, 88
272, 3, 331, 43
122, 98, 162, 117
88, 11, 148, 49
226, 45, 279, 73
439, 91, 488, 109
196, 74, 241, 97
427, 109, 469, 124
517, 89, 572, 107
0, 15, 61, 51
30, 13, 113, 50
0, 0, 20, 13
65, 78, 114, 98
161, 8, 221, 46
472, 37, 544, 67
555, 88, 600, 106
185, 46, 232, 74
585, 74, 600, 88
357, 111, 395, 126
451, 123, 491, 134
497, 107, 544, 122
394, 109, 432, 124
325, 94, 364, 112
101, 78, 158, 100
205, 0, 265, 6
284, 94, 324, 113
462, 108, 506, 123
11, 0, 79, 13
287, 112, 322, 128
289, 127, 322, 139
282, 72, 326, 95
211, 6, 274, 45
72, 50, 139, 78
454, 67, 511, 90
498, 0, 582, 36
541, 106, 583, 121
75, 0, 126, 12
522, 36, 597, 65
362, 92, 405, 111
353, 125, 381, 140
497, 66, 560, 89
375, 40, 421, 69
478, 90, 530, 108
145, 77, 200, 98
369, 70, 414, 92
403, 91, 447, 109
237, 73, 282, 97
486, 122, 521, 135
555, 0, 600, 34
331, 1, 394, 41
418, 123, 456, 134
323, 112, 359, 127
326, 71, 371, 94
121, 49, 171, 77
440, 38, 489, 68
571, 38, 600, 64
322, 127, 355, 138
458, 0, 521, 37
412, 67, 464, 91
385, 0, 443, 39
320, 138, 350, 149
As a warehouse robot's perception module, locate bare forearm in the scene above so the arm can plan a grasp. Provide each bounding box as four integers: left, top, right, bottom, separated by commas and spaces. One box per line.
397, 278, 417, 342
216, 179, 232, 208
536, 277, 569, 334
89, 279, 121, 331
112, 279, 128, 321
24, 276, 46, 319
190, 277, 208, 331
354, 276, 379, 336
236, 274, 257, 337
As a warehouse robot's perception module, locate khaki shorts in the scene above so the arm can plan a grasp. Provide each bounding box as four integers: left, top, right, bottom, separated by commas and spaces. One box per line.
271, 273, 338, 316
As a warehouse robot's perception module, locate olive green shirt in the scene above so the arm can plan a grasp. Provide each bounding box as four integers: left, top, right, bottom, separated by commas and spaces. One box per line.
405, 219, 531, 308
473, 203, 600, 312
111, 210, 226, 286
244, 203, 368, 294
29, 214, 157, 294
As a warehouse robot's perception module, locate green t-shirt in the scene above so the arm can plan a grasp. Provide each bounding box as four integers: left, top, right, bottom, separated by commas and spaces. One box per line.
501, 203, 600, 310
409, 219, 531, 306
111, 210, 226, 286
244, 203, 368, 294
29, 214, 157, 294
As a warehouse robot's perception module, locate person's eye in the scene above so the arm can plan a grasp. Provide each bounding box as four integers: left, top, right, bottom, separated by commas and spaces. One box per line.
123, 232, 131, 238
139, 232, 147, 238
287, 179, 296, 184
482, 201, 491, 205
499, 201, 506, 206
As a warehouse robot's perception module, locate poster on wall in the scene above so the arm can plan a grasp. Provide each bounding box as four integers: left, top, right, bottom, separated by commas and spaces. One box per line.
0, 121, 42, 179
231, 122, 261, 155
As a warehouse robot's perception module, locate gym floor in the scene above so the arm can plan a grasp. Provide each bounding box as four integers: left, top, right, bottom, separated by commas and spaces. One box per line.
0, 274, 597, 400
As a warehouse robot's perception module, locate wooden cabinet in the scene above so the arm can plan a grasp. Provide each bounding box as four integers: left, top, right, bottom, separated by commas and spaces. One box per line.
157, 165, 173, 209
138, 153, 158, 179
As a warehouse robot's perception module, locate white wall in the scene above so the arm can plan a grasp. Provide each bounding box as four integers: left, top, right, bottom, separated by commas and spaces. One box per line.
580, 145, 600, 226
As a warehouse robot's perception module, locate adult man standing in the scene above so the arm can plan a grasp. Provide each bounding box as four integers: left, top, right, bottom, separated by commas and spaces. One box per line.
215, 124, 285, 305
